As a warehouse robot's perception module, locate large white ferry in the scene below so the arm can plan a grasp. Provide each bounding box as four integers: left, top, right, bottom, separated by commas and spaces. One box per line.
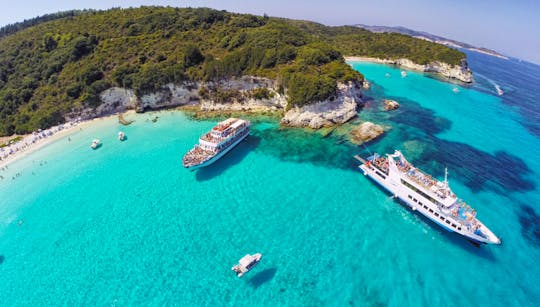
355, 150, 501, 245
182, 118, 250, 170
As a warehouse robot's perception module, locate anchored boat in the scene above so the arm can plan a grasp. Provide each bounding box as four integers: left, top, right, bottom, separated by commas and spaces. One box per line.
231, 253, 262, 277
355, 150, 501, 245
90, 139, 101, 149
182, 118, 250, 170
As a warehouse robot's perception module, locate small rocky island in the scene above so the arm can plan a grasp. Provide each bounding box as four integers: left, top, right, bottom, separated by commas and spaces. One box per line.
349, 122, 386, 144
384, 99, 400, 111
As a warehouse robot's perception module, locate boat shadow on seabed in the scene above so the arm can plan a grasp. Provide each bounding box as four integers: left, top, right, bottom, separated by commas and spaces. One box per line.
195, 135, 260, 182
247, 268, 277, 289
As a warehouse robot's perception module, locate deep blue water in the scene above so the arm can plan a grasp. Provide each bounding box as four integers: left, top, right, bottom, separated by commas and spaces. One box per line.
0, 51, 539, 306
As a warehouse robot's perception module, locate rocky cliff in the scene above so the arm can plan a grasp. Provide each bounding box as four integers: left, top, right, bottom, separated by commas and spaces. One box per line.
66, 76, 364, 129
280, 81, 364, 129
345, 57, 473, 83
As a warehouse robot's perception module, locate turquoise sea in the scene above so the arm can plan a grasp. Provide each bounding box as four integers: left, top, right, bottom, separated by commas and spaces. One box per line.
1, 52, 540, 306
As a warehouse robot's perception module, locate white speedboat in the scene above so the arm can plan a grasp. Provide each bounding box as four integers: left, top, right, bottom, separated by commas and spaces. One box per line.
495, 85, 504, 96
355, 150, 501, 245
183, 118, 250, 170
232, 253, 262, 277
118, 131, 125, 141
91, 139, 101, 149
401, 70, 407, 77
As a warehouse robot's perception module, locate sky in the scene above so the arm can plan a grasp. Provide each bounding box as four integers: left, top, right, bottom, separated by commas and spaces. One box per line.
1, 0, 539, 64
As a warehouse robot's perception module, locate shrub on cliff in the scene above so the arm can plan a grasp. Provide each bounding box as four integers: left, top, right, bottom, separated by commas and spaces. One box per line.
0, 6, 464, 136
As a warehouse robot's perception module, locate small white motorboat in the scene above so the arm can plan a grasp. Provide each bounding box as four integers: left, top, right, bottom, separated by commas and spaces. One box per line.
91, 139, 101, 149
495, 85, 504, 96
401, 70, 407, 77
118, 131, 125, 141
231, 253, 262, 277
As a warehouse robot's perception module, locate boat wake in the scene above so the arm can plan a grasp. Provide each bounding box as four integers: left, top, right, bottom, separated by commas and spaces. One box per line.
474, 72, 505, 96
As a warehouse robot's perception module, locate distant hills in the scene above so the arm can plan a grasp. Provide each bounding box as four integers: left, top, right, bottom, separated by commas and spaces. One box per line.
355, 24, 508, 60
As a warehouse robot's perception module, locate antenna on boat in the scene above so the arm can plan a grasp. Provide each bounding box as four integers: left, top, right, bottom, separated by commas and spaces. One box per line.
361, 142, 373, 156
444, 167, 449, 188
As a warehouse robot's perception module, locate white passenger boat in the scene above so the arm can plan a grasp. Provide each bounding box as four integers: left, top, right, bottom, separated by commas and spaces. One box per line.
118, 131, 125, 141
231, 253, 262, 277
91, 139, 101, 149
355, 150, 501, 245
182, 118, 250, 170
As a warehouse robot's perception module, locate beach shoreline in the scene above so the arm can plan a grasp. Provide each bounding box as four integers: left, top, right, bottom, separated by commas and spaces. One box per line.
344, 56, 473, 83
0, 114, 122, 169
344, 56, 392, 64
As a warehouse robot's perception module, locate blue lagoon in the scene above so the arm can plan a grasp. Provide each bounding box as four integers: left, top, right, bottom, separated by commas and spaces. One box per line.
1, 52, 540, 305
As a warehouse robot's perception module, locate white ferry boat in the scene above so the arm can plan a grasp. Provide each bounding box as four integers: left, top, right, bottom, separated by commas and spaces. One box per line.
232, 253, 262, 277
355, 150, 501, 245
182, 118, 250, 170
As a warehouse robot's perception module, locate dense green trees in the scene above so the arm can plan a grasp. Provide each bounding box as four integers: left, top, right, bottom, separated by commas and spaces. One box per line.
0, 6, 466, 136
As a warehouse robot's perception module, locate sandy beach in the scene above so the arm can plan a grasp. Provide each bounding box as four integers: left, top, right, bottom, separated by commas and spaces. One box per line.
344, 56, 392, 63
0, 114, 122, 169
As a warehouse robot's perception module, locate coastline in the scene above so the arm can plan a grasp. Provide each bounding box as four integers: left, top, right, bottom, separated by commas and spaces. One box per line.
344, 56, 473, 83
0, 114, 121, 169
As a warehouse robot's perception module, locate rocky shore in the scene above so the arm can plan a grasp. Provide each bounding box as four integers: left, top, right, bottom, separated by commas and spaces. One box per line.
280, 82, 364, 129
64, 76, 366, 131
345, 56, 473, 83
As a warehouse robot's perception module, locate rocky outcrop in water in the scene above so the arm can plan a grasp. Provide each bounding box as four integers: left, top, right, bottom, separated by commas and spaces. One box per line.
384, 99, 400, 111
349, 122, 385, 144
280, 82, 363, 129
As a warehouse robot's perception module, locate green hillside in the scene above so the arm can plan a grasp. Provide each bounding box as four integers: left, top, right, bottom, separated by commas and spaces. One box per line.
0, 6, 466, 136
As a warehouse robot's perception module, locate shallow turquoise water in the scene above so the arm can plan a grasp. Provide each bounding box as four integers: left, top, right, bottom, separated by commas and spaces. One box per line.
0, 57, 539, 306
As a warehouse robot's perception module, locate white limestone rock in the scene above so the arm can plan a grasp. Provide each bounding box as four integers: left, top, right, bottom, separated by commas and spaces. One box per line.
200, 76, 286, 111
345, 56, 473, 83
281, 82, 363, 129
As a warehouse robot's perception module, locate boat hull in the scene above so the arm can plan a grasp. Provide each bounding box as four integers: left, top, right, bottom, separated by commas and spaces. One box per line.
184, 131, 249, 170
359, 163, 499, 245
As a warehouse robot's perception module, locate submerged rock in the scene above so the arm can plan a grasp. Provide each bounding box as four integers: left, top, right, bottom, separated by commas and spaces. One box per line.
384, 99, 400, 111
349, 122, 385, 144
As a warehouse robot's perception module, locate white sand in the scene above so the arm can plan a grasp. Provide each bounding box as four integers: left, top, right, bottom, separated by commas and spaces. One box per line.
0, 114, 121, 169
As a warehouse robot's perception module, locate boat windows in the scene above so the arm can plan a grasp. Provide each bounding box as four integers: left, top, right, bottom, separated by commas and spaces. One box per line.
429, 209, 434, 213
375, 171, 386, 179
408, 195, 412, 199
400, 179, 443, 206
458, 227, 462, 231
413, 198, 417, 203
452, 223, 457, 228
446, 220, 451, 225
435, 212, 439, 217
